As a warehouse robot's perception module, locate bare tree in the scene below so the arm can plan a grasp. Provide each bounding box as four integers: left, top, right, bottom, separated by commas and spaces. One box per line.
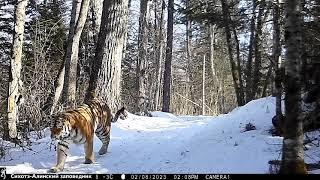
272, 0, 284, 135
209, 24, 219, 115
252, 0, 265, 98
153, 0, 165, 111
202, 54, 206, 115
220, 0, 244, 106
48, 0, 90, 114
185, 0, 196, 114
6, 0, 29, 140
245, 0, 257, 102
162, 0, 174, 112
232, 27, 245, 106
279, 0, 307, 174
85, 0, 129, 112
136, 0, 149, 114
62, 0, 90, 107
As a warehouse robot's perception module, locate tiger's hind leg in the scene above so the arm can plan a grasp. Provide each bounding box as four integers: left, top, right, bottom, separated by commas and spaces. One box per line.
84, 136, 94, 164
95, 126, 111, 155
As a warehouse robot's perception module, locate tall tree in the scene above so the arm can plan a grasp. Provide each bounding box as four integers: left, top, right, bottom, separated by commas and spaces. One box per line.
232, 26, 245, 106
252, 0, 265, 98
220, 0, 244, 106
136, 0, 149, 114
48, 0, 90, 114
162, 0, 174, 112
85, 0, 129, 112
245, 0, 257, 102
202, 54, 206, 115
6, 0, 29, 140
185, 0, 197, 114
279, 0, 307, 174
62, 0, 90, 107
153, 0, 165, 110
209, 24, 219, 115
272, 0, 284, 135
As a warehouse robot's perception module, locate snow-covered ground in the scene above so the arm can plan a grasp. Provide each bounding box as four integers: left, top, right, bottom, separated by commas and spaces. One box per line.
1, 97, 319, 174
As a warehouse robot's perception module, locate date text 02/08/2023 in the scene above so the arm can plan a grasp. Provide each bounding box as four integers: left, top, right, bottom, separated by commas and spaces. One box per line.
128, 174, 230, 180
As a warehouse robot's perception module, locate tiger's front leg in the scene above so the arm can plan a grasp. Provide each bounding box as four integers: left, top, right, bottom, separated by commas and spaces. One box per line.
84, 136, 94, 164
49, 140, 70, 173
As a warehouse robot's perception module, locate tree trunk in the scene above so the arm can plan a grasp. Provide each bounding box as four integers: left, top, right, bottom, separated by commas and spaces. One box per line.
220, 0, 244, 106
232, 28, 245, 105
186, 14, 196, 114
6, 0, 28, 139
209, 24, 219, 115
49, 64, 65, 115
202, 54, 206, 115
162, 0, 174, 112
49, 0, 84, 113
245, 0, 257, 102
85, 0, 129, 112
63, 0, 90, 108
279, 0, 307, 174
272, 0, 284, 135
90, 0, 102, 43
154, 0, 165, 111
136, 0, 149, 114
262, 64, 272, 97
252, 0, 265, 98
58, 0, 81, 107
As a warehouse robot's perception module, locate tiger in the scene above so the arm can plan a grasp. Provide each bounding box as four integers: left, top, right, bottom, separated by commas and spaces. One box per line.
49, 99, 128, 173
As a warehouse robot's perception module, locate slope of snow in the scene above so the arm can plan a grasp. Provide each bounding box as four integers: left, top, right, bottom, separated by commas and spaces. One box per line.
1, 96, 319, 174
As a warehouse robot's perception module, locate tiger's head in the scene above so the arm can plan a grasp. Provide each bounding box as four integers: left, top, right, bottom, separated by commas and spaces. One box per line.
50, 114, 73, 141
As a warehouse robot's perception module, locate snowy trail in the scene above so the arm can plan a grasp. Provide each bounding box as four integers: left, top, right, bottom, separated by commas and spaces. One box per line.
1, 97, 319, 174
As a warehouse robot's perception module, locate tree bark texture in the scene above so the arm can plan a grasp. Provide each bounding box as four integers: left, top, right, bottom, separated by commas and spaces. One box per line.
90, 0, 103, 43
202, 54, 206, 115
273, 0, 284, 135
232, 28, 245, 105
63, 0, 90, 108
136, 0, 149, 114
252, 0, 265, 98
49, 0, 85, 113
154, 0, 165, 111
85, 0, 129, 112
186, 15, 196, 114
220, 0, 244, 106
6, 0, 29, 139
245, 0, 257, 102
162, 0, 174, 112
280, 0, 307, 174
209, 24, 219, 115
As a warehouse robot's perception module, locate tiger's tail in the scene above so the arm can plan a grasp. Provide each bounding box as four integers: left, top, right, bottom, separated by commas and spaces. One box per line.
112, 107, 128, 123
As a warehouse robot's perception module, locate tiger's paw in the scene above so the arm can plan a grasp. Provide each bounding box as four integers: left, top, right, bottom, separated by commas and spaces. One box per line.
84, 159, 94, 164
98, 146, 108, 155
48, 166, 63, 173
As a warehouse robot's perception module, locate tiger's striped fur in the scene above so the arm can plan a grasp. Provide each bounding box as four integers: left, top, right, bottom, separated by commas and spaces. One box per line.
49, 99, 127, 173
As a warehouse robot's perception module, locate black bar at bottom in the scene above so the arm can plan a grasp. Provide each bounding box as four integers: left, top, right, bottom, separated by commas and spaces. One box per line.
3, 173, 319, 180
